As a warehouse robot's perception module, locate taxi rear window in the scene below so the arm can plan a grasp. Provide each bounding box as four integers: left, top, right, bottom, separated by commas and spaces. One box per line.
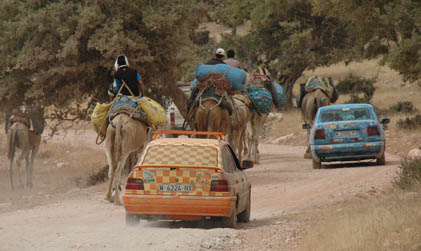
142, 145, 218, 167
319, 108, 373, 122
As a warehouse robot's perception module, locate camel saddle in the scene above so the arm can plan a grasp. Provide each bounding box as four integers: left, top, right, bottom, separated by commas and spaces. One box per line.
108, 95, 149, 125
6, 105, 45, 135
187, 73, 233, 116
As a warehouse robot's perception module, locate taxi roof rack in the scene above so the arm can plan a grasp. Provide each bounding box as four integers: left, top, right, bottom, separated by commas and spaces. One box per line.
152, 130, 225, 141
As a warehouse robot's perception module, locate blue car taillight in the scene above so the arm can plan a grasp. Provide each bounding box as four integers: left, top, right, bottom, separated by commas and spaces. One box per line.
368, 126, 380, 136
315, 129, 326, 140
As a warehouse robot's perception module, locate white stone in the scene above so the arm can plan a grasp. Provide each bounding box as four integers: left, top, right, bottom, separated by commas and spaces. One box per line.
271, 133, 294, 144
407, 148, 421, 159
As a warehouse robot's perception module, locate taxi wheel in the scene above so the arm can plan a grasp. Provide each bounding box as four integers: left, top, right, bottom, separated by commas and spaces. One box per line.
376, 153, 386, 165
125, 213, 140, 226
312, 157, 322, 169
223, 206, 237, 228
238, 192, 251, 223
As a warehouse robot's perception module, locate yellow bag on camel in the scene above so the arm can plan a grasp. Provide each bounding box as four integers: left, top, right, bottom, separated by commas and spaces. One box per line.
137, 97, 168, 127
91, 102, 112, 137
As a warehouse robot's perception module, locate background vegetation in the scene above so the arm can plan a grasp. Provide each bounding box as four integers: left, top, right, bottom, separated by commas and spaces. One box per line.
0, 0, 420, 118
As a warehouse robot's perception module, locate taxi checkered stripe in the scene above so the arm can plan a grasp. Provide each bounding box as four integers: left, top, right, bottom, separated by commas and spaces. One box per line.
133, 169, 226, 197
143, 139, 224, 168
142, 145, 218, 167
132, 138, 228, 197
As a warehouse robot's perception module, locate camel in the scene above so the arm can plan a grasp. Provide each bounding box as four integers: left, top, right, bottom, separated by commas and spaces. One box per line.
105, 113, 148, 205
227, 94, 253, 162
301, 88, 331, 158
244, 112, 268, 163
194, 97, 231, 138
7, 121, 41, 190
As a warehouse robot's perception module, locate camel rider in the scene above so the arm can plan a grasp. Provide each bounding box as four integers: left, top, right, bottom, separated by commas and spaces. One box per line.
205, 48, 226, 65
224, 49, 242, 69
108, 55, 145, 99
187, 48, 233, 118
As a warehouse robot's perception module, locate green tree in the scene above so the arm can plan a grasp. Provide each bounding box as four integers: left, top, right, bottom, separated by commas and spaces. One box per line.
220, 0, 420, 106
247, 0, 355, 107
212, 0, 255, 35
312, 0, 421, 82
0, 0, 207, 122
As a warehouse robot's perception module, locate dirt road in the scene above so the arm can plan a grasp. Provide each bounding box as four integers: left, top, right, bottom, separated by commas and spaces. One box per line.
0, 144, 399, 251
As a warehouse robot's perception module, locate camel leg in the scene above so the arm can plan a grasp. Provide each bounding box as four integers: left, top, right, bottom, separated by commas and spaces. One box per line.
238, 128, 247, 163
105, 154, 116, 202
113, 154, 130, 205
9, 157, 15, 190
304, 129, 312, 159
250, 119, 258, 163
27, 144, 39, 189
105, 134, 117, 201
16, 152, 26, 188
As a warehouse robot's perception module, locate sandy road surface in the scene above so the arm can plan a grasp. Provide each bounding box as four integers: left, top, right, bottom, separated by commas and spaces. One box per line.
0, 144, 398, 251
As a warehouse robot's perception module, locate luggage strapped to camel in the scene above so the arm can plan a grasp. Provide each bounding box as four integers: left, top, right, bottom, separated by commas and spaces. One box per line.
297, 76, 339, 108
92, 80, 167, 145
184, 65, 234, 130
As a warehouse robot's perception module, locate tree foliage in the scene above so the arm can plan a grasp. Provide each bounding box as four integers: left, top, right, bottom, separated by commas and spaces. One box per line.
1, 0, 419, 120
218, 0, 420, 106
0, 0, 207, 121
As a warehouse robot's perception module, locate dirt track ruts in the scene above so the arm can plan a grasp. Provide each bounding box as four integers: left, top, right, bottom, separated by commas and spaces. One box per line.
0, 144, 399, 251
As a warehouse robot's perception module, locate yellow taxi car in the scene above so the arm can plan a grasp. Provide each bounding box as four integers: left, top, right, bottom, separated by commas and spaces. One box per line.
122, 130, 253, 228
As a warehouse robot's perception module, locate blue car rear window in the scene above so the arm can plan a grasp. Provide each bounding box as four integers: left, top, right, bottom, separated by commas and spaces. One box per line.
319, 108, 372, 122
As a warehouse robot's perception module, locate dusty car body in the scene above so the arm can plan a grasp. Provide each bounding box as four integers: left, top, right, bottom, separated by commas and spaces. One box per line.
122, 130, 253, 228
304, 104, 389, 169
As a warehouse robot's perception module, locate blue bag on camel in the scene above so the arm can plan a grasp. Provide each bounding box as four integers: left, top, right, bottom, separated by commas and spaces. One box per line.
273, 82, 287, 107
247, 88, 273, 114
195, 64, 247, 90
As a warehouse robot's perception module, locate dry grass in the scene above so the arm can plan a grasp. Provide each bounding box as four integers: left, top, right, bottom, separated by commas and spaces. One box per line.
298, 187, 421, 251
265, 59, 421, 251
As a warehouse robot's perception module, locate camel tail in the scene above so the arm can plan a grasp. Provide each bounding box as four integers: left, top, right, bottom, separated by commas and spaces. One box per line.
7, 128, 17, 160
114, 119, 122, 162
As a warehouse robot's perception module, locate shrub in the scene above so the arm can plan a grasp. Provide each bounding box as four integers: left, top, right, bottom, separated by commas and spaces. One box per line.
337, 74, 376, 104
345, 94, 371, 104
336, 74, 376, 94
389, 101, 417, 114
87, 165, 109, 186
397, 114, 421, 129
394, 157, 421, 189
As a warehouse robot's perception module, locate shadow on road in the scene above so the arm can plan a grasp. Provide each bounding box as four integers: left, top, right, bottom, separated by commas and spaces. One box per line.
138, 214, 288, 230
322, 159, 400, 169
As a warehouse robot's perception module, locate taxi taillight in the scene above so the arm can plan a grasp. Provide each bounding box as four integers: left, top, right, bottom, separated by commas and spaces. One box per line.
210, 180, 229, 192
125, 178, 144, 190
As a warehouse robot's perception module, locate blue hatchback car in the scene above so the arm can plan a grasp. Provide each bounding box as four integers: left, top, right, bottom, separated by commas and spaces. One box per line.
304, 104, 390, 169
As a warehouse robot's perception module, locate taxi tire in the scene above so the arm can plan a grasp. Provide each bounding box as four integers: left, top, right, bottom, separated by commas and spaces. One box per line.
223, 206, 237, 228
312, 157, 322, 169
376, 153, 386, 165
125, 213, 140, 226
238, 192, 251, 223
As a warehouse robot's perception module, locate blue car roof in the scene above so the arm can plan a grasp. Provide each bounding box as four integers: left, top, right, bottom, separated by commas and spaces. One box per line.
318, 104, 373, 112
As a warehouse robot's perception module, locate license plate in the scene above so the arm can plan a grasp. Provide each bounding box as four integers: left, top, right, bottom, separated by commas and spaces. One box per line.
335, 130, 359, 137
159, 184, 193, 192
